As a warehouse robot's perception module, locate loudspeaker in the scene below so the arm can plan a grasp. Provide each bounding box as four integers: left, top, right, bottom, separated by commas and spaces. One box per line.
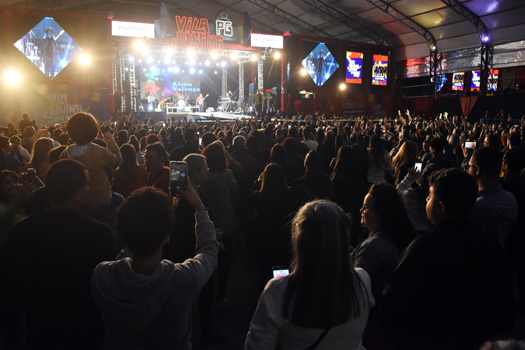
206, 107, 215, 112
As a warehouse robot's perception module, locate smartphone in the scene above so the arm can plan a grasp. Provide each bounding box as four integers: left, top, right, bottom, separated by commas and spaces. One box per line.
272, 267, 290, 278
169, 161, 187, 197
464, 141, 476, 149
414, 162, 422, 172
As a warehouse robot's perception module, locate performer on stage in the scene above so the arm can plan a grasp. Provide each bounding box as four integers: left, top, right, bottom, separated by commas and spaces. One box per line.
197, 93, 204, 112
146, 92, 156, 111
42, 27, 64, 77
315, 49, 331, 85
249, 89, 270, 117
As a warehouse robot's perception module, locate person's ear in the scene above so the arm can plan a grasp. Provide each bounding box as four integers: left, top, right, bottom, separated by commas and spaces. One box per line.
438, 201, 446, 214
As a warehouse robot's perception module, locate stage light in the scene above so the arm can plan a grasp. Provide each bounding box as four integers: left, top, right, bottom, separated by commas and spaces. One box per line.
199, 70, 203, 74
164, 58, 170, 64
273, 52, 281, 59
142, 49, 149, 56
150, 66, 156, 72
168, 67, 172, 72
300, 68, 307, 75
186, 49, 195, 57
59, 60, 67, 68
182, 70, 185, 73
214, 71, 217, 74
216, 62, 219, 66
4, 70, 21, 86
143, 68, 146, 72
251, 54, 258, 61
199, 63, 202, 66
174, 67, 180, 73
190, 68, 195, 74
147, 57, 153, 63
157, 60, 160, 64
211, 51, 219, 59
165, 48, 173, 56
125, 67, 129, 71
138, 59, 142, 63
220, 61, 227, 67
482, 35, 489, 42
134, 40, 145, 50
189, 59, 195, 65
339, 83, 346, 90
231, 52, 239, 59
205, 60, 210, 66
431, 45, 436, 51
78, 53, 90, 66
128, 56, 134, 62
172, 60, 176, 64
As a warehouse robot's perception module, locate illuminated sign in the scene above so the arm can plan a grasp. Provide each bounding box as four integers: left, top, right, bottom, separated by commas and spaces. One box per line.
170, 16, 223, 50
251, 34, 284, 49
112, 21, 155, 38
372, 54, 388, 86
216, 11, 233, 37
471, 69, 499, 91
452, 72, 464, 91
346, 51, 363, 84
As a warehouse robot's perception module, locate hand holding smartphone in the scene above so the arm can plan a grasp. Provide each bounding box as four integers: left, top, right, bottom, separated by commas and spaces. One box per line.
464, 141, 476, 149
169, 161, 187, 197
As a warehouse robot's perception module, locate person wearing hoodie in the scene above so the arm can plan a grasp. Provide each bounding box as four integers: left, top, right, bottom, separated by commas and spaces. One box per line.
61, 112, 122, 217
91, 181, 218, 350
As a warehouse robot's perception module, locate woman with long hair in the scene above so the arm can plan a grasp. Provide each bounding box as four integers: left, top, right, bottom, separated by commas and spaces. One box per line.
392, 140, 418, 186
28, 137, 54, 183
351, 183, 416, 350
113, 144, 148, 198
367, 135, 394, 185
245, 200, 374, 349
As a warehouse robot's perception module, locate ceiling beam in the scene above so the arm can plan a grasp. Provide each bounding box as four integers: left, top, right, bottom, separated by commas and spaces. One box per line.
440, 0, 488, 42
366, 0, 436, 50
244, 0, 334, 38
300, 0, 390, 46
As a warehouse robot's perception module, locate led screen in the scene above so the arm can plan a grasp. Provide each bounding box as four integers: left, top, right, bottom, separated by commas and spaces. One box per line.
301, 43, 339, 86
471, 69, 499, 91
372, 54, 388, 86
14, 17, 83, 79
139, 66, 202, 101
346, 51, 363, 84
452, 72, 464, 91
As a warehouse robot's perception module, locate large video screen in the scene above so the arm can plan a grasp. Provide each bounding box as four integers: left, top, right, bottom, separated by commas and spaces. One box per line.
139, 66, 202, 101
452, 72, 464, 91
14, 17, 83, 79
301, 43, 339, 87
372, 54, 388, 86
471, 69, 499, 91
346, 51, 363, 84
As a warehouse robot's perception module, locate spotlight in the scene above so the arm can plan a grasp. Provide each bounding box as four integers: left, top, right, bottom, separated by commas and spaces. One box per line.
482, 35, 489, 42
211, 51, 219, 59
147, 57, 153, 63
138, 59, 142, 63
220, 61, 227, 67
128, 56, 134, 62
174, 67, 179, 73
164, 58, 170, 64
273, 52, 281, 59
190, 68, 195, 74
216, 62, 219, 66
231, 52, 239, 59
142, 49, 149, 56
125, 67, 128, 71
189, 59, 195, 65
78, 53, 90, 66
157, 60, 160, 64
431, 45, 436, 51
168, 67, 172, 72
150, 66, 156, 72
251, 54, 258, 61
4, 70, 21, 86
171, 61, 176, 64
214, 71, 217, 74
205, 60, 210, 66
134, 40, 145, 50
143, 68, 146, 72
199, 70, 203, 74
301, 68, 307, 75
186, 49, 195, 57
339, 83, 346, 90
182, 70, 185, 73
165, 48, 173, 56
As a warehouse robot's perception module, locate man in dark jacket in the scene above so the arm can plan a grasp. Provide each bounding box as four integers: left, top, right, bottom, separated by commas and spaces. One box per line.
294, 150, 330, 204
382, 168, 515, 350
169, 128, 200, 161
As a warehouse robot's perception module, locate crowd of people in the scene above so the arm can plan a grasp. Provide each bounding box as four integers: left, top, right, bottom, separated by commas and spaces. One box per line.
0, 109, 524, 350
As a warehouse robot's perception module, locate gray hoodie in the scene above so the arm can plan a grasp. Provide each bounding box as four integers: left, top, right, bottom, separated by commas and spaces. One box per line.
91, 211, 218, 350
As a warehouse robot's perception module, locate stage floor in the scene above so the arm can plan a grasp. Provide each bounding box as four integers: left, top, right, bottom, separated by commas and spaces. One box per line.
134, 111, 251, 122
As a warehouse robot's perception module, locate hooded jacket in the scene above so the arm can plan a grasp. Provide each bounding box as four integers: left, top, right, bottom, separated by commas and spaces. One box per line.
91, 210, 218, 350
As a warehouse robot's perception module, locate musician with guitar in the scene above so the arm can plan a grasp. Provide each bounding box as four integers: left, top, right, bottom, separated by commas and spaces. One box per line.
197, 93, 209, 112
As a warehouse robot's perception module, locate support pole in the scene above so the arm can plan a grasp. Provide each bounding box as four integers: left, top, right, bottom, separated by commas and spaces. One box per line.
239, 62, 245, 111
222, 68, 228, 98
257, 59, 264, 91
480, 43, 494, 93
130, 59, 137, 112
119, 56, 126, 113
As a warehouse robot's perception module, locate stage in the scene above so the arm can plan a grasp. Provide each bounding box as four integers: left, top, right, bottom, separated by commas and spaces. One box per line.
133, 111, 251, 122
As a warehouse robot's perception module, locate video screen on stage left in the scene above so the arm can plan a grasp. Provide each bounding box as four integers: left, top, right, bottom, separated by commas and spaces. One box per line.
301, 43, 339, 87
14, 17, 83, 79
140, 67, 201, 105
371, 54, 388, 86
346, 51, 363, 84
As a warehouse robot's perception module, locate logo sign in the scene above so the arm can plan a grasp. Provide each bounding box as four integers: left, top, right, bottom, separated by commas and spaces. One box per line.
251, 34, 283, 49
346, 51, 363, 84
171, 16, 224, 50
112, 21, 155, 38
216, 12, 233, 37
